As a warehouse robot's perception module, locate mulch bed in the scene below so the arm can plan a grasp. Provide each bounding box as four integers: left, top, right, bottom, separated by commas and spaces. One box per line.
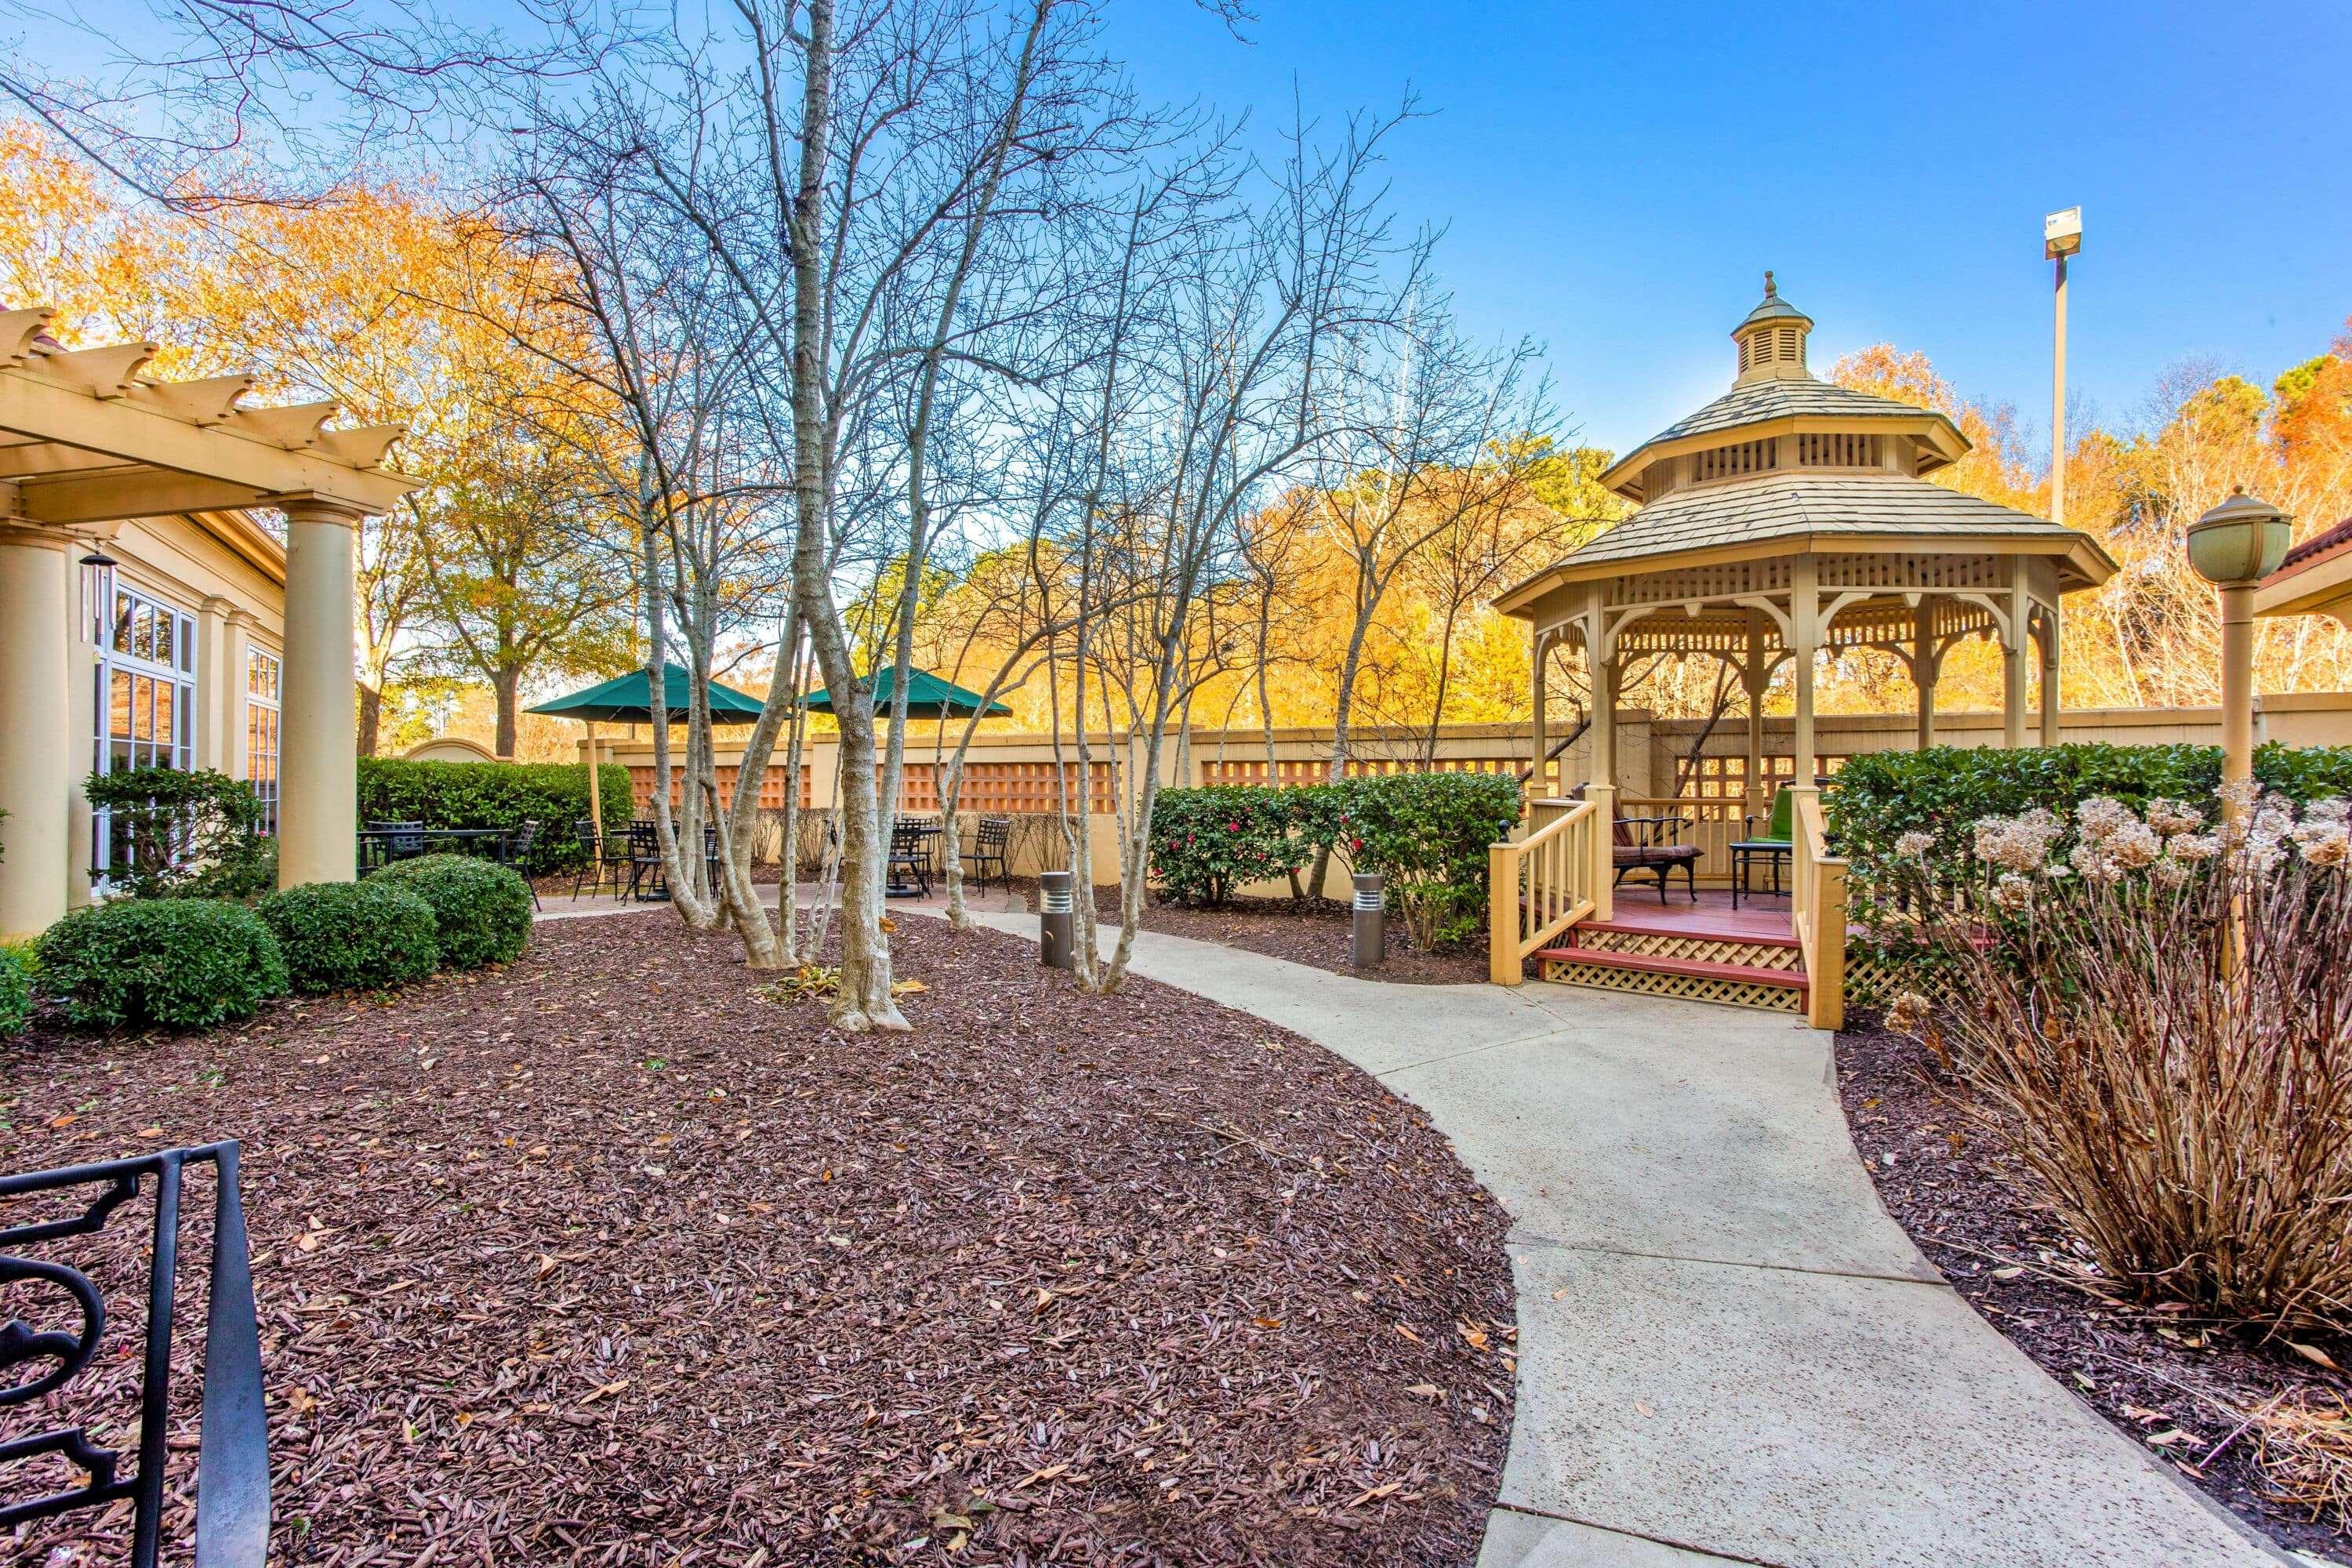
3, 913, 1515, 1566
1836, 1020, 2352, 1559
992, 880, 1487, 986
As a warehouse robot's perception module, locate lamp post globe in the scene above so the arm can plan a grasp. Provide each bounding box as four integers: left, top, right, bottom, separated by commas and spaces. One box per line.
2188, 487, 2292, 811
2187, 487, 2292, 586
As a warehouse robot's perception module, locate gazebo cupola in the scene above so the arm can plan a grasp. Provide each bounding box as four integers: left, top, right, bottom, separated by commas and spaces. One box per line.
1732, 270, 1812, 385
1494, 274, 2117, 805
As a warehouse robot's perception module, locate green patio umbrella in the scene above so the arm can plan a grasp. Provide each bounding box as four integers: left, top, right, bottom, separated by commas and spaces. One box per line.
526, 663, 767, 726
801, 666, 1013, 720
526, 664, 765, 846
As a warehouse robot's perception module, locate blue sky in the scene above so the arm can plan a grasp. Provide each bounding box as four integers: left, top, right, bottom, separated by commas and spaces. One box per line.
20, 0, 2347, 461
1105, 0, 2352, 457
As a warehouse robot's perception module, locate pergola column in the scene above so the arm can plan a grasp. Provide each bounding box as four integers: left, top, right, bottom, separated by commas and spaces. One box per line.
0, 527, 74, 940
278, 497, 365, 889
1790, 554, 1820, 782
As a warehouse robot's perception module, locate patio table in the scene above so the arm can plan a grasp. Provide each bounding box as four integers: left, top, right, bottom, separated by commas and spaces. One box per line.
358, 826, 510, 870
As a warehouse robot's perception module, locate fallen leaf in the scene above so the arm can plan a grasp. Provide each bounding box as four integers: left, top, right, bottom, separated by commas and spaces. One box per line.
1403, 1384, 1443, 1400
1990, 1266, 2025, 1280
892, 978, 928, 995
2289, 1341, 2342, 1371
1252, 1316, 1283, 1330
1345, 1481, 1400, 1507
1634, 1399, 1656, 1418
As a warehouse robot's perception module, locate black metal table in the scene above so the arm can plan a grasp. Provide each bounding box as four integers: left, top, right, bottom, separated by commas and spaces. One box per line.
358, 826, 511, 871
1728, 838, 1793, 909
887, 819, 942, 898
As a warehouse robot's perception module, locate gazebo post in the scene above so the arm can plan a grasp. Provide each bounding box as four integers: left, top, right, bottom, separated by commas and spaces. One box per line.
1911, 601, 1939, 750
1584, 585, 1617, 789
1530, 627, 1548, 796
2002, 564, 2030, 749
1790, 556, 1819, 781
1741, 615, 1769, 819
2037, 603, 2063, 746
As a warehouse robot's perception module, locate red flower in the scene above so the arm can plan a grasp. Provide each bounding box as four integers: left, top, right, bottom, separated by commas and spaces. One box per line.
1226, 822, 1240, 832
1350, 837, 1363, 851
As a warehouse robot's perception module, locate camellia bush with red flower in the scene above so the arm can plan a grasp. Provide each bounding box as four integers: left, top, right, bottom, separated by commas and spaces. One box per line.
1149, 774, 1522, 950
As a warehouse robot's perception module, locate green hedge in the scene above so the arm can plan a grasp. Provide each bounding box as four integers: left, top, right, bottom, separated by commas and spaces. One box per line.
34, 899, 288, 1030
356, 759, 633, 875
0, 942, 31, 1037
83, 765, 274, 900
259, 880, 441, 993
1828, 741, 2352, 864
1148, 773, 1523, 949
368, 854, 533, 968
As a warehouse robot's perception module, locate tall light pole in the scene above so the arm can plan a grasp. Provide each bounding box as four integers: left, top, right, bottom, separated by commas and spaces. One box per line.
2187, 488, 2292, 812
2044, 208, 2082, 525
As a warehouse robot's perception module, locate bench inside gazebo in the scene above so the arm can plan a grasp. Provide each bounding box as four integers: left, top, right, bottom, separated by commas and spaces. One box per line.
1484, 276, 2114, 1027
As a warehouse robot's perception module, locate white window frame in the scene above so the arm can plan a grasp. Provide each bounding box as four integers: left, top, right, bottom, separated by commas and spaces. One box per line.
246, 646, 281, 833
91, 573, 198, 884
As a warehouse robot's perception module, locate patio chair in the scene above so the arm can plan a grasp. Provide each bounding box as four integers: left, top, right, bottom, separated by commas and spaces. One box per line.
888, 818, 933, 898
570, 818, 612, 900
1573, 787, 1700, 904
1730, 788, 1796, 909
377, 821, 426, 866
962, 815, 1012, 892
626, 819, 666, 900
499, 818, 543, 909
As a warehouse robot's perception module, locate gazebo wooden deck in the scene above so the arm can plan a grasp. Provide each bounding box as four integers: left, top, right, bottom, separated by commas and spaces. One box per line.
1485, 277, 2115, 1025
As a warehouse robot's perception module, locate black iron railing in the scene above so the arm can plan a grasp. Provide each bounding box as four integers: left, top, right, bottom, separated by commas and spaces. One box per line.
2, 1142, 269, 1566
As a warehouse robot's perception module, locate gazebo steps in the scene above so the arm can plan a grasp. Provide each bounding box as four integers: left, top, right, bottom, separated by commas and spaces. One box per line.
1533, 940, 1808, 1014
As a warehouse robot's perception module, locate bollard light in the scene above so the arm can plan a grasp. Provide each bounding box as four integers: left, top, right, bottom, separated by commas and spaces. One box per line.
2188, 488, 2292, 808
1039, 869, 1075, 971
1352, 872, 1385, 970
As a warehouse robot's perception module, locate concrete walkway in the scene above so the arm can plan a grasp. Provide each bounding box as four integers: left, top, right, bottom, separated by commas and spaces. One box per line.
956, 911, 2288, 1568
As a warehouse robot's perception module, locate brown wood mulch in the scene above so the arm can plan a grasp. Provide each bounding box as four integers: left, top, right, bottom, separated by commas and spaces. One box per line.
2, 913, 1515, 1567
991, 880, 1487, 987
1836, 1020, 2352, 1559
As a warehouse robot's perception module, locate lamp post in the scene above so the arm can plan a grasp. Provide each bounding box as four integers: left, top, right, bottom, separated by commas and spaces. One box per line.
2187, 488, 2293, 815
2044, 208, 2082, 525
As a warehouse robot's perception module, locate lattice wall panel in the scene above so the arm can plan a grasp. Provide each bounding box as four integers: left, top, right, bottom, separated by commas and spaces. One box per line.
1540, 956, 1806, 1014
1845, 953, 1970, 1017
1199, 756, 1516, 786
1571, 929, 1804, 973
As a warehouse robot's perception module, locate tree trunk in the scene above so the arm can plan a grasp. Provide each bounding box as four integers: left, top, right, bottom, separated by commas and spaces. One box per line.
492, 665, 521, 759
357, 682, 383, 758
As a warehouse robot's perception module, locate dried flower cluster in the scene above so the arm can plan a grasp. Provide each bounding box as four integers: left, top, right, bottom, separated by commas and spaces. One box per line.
1879, 783, 2352, 1330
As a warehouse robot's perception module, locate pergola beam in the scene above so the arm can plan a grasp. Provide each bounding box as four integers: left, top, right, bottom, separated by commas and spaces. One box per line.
0, 367, 414, 514
16, 470, 270, 525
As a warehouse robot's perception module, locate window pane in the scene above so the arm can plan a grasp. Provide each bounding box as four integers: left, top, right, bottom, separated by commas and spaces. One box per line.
154, 612, 174, 668
112, 592, 133, 652
108, 670, 132, 742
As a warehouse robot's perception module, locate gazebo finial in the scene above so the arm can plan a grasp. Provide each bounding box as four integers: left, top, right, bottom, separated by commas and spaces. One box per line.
1762, 269, 1776, 299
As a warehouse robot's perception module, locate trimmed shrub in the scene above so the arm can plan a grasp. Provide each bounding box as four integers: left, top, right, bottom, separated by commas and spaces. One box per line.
84, 766, 272, 900
34, 898, 288, 1031
1148, 786, 1316, 906
259, 881, 441, 993
368, 854, 533, 968
0, 942, 31, 1037
357, 759, 634, 876
1147, 771, 1523, 949
1311, 773, 1526, 949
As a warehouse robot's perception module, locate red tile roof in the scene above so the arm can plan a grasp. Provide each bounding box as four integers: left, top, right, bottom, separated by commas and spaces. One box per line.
2268, 517, 2352, 584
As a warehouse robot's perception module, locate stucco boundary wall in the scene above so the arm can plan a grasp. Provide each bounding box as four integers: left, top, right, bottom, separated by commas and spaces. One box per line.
593, 693, 2352, 887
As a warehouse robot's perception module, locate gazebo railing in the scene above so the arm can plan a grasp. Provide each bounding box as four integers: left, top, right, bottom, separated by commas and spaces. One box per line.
1488, 790, 1609, 985
1789, 787, 1849, 1029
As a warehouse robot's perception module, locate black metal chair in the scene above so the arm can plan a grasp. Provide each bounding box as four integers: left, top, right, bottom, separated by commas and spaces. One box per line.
2, 1142, 270, 1566
962, 815, 1012, 892
499, 818, 543, 909
626, 819, 665, 900
570, 818, 607, 900
888, 818, 932, 898
378, 821, 426, 867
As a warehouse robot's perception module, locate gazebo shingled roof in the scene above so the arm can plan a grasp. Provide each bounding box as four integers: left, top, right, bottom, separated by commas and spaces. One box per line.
1493, 274, 2115, 803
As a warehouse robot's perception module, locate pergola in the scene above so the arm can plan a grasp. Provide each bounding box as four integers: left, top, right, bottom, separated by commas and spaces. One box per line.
0, 308, 417, 930
1495, 276, 2117, 810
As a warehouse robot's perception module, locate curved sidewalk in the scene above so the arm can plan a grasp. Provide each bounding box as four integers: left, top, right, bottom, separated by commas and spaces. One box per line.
960, 911, 2286, 1568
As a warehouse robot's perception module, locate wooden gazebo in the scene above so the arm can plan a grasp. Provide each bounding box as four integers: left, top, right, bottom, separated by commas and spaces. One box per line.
1485, 275, 2115, 1023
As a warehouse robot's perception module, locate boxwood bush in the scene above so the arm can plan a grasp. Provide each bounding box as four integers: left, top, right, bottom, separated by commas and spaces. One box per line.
259, 880, 441, 993
0, 942, 32, 1037
357, 759, 633, 876
368, 854, 533, 968
34, 899, 288, 1030
1147, 771, 1523, 949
